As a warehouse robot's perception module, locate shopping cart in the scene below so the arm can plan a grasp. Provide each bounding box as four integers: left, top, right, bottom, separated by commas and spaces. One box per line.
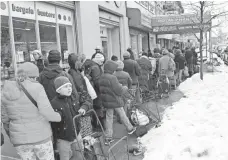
73, 109, 130, 160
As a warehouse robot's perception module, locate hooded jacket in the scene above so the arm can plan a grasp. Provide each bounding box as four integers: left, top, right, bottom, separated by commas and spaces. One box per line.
68, 54, 92, 110
137, 56, 152, 90
99, 60, 127, 109
38, 63, 78, 102
123, 58, 141, 85
82, 59, 103, 109
1, 80, 61, 145
159, 54, 176, 77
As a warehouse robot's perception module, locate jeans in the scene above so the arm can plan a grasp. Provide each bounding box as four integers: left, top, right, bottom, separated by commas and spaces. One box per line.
57, 134, 84, 160
15, 140, 54, 160
131, 85, 142, 103
105, 107, 133, 138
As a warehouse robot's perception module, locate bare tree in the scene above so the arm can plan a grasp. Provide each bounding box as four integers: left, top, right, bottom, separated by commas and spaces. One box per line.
182, 1, 228, 80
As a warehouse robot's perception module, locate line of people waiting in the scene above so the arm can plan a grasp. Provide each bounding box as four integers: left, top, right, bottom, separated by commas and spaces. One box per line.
1, 45, 199, 160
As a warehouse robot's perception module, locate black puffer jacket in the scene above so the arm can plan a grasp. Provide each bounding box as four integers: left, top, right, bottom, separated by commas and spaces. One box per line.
68, 54, 92, 110
51, 95, 84, 142
99, 60, 127, 109
38, 64, 78, 102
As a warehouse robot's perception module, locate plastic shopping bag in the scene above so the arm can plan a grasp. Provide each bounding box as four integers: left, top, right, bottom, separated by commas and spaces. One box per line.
184, 66, 189, 77
131, 109, 149, 126
84, 76, 97, 100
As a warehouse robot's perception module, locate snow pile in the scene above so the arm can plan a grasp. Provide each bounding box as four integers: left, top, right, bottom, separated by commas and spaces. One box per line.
141, 66, 228, 160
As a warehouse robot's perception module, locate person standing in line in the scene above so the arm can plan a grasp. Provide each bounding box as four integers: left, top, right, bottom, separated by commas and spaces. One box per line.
38, 50, 78, 102
113, 60, 132, 113
51, 76, 88, 160
1, 62, 61, 160
123, 52, 141, 103
185, 47, 194, 77
136, 52, 152, 91
174, 49, 185, 84
99, 60, 136, 145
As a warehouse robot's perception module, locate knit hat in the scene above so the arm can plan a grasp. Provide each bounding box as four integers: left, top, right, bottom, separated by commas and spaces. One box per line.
123, 52, 130, 58
116, 60, 124, 70
104, 60, 118, 74
162, 49, 169, 55
48, 50, 61, 63
93, 53, 105, 65
54, 76, 72, 92
18, 62, 39, 77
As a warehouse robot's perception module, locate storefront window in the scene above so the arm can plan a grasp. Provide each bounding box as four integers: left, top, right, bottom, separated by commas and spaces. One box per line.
13, 18, 37, 63
59, 25, 74, 65
1, 16, 13, 80
39, 21, 57, 59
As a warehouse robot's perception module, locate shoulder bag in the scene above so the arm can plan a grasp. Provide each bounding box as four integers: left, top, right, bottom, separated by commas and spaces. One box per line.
17, 80, 38, 108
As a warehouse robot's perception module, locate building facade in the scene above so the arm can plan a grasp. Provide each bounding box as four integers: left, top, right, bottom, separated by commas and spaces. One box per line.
1, 1, 76, 77
155, 1, 185, 50
75, 1, 129, 60
126, 1, 156, 58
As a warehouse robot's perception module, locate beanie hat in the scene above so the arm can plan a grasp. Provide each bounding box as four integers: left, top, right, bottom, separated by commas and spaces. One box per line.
93, 53, 105, 65
162, 49, 169, 55
116, 60, 124, 70
104, 60, 118, 73
18, 62, 39, 77
48, 50, 61, 63
123, 52, 130, 58
54, 76, 72, 92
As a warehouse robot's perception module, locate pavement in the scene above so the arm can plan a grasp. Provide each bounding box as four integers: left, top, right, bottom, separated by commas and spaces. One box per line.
1, 89, 184, 160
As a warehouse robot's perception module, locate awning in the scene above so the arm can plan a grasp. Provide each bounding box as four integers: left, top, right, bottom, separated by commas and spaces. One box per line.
127, 8, 152, 32
151, 14, 211, 35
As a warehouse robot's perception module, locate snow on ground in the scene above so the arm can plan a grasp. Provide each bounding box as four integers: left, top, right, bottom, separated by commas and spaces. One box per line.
141, 65, 228, 160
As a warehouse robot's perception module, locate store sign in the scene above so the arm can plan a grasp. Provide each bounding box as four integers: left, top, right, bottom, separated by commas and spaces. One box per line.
36, 2, 56, 23
1, 2, 73, 26
151, 14, 211, 27
0, 1, 9, 16
57, 7, 73, 26
153, 23, 211, 34
9, 1, 35, 20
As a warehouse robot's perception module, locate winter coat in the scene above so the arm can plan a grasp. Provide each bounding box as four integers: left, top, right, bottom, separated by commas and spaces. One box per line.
38, 63, 78, 102
1, 80, 61, 145
174, 55, 186, 70
82, 59, 103, 109
51, 94, 86, 142
137, 56, 152, 90
185, 49, 193, 64
113, 69, 132, 89
99, 61, 127, 109
159, 55, 176, 77
123, 58, 141, 85
68, 68, 92, 110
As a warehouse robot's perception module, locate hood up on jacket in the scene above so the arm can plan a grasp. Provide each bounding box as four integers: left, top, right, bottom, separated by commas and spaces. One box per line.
104, 60, 118, 74
41, 64, 63, 79
2, 80, 21, 101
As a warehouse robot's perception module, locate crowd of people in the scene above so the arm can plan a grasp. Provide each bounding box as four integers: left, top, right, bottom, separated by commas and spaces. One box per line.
1, 45, 200, 160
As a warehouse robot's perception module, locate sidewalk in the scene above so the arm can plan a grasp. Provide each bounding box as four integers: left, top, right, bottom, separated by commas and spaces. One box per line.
105, 89, 184, 160
1, 90, 184, 160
